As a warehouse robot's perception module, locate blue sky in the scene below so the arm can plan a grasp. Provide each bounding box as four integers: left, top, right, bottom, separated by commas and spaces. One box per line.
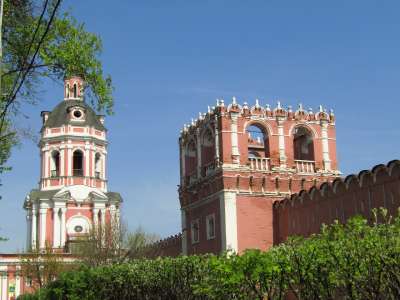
1, 1, 400, 252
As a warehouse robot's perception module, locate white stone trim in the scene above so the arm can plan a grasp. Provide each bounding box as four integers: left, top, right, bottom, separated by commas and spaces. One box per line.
181, 209, 187, 255
219, 191, 238, 253
230, 113, 240, 163
320, 121, 331, 171
276, 118, 286, 168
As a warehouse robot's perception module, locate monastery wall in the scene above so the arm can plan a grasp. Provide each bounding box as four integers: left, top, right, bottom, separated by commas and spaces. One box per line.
273, 160, 400, 243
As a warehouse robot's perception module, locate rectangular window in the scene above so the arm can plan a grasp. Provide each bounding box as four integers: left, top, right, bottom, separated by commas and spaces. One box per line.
191, 219, 200, 244
206, 214, 215, 240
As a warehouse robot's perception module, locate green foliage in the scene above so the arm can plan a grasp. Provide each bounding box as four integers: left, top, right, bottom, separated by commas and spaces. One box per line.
22, 209, 400, 300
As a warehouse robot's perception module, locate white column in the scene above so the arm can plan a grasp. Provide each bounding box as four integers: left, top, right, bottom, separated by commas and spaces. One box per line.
26, 211, 32, 251
39, 206, 47, 249
1, 272, 7, 300
196, 128, 201, 178
230, 113, 240, 164
15, 268, 21, 299
214, 115, 220, 163
67, 141, 72, 178
60, 144, 65, 177
277, 118, 287, 168
60, 208, 67, 248
179, 140, 185, 185
85, 142, 90, 177
219, 191, 238, 253
31, 206, 37, 250
53, 208, 60, 248
181, 209, 187, 255
321, 121, 331, 171
92, 208, 99, 228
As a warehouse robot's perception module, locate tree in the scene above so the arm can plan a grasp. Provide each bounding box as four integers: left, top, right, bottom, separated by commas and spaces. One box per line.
19, 243, 76, 292
124, 226, 161, 259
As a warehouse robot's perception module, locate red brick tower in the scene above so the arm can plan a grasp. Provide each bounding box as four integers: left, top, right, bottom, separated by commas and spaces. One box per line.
179, 98, 340, 255
23, 76, 122, 253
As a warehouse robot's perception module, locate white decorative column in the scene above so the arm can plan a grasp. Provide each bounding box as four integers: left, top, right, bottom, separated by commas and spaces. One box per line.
31, 205, 37, 250
179, 140, 185, 185
15, 266, 21, 298
1, 271, 7, 300
53, 207, 60, 248
320, 120, 331, 171
67, 141, 72, 179
85, 141, 90, 178
214, 115, 220, 164
39, 205, 48, 249
60, 207, 67, 248
230, 113, 240, 164
26, 211, 32, 251
219, 191, 238, 253
60, 143, 65, 177
92, 207, 99, 228
196, 128, 201, 178
277, 117, 287, 168
181, 209, 187, 255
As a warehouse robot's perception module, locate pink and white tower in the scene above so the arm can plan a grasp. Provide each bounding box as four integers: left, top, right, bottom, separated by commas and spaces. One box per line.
23, 76, 122, 252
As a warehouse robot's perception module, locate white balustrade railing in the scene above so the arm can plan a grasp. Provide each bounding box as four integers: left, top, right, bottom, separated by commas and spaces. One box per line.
295, 160, 315, 173
248, 157, 270, 171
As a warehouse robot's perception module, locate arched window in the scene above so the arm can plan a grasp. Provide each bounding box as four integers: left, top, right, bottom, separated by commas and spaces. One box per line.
73, 150, 84, 176
293, 127, 314, 161
201, 129, 215, 176
73, 83, 77, 98
184, 140, 197, 182
51, 151, 60, 177
246, 124, 269, 158
95, 153, 101, 179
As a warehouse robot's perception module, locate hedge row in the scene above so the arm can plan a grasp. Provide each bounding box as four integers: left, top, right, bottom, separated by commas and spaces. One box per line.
20, 209, 400, 300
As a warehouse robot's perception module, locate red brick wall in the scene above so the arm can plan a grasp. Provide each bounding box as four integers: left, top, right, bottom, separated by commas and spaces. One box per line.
274, 160, 400, 243
236, 195, 275, 252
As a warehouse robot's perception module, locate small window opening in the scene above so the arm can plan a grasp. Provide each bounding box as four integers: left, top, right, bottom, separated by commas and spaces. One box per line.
73, 150, 84, 176
51, 151, 60, 177
73, 110, 82, 118
95, 153, 101, 179
191, 219, 200, 244
206, 215, 215, 239
73, 83, 77, 98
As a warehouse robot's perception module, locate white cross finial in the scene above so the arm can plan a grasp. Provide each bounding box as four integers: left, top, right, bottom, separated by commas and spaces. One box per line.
277, 101, 281, 109
255, 99, 260, 108
220, 99, 225, 107
266, 104, 271, 111
319, 105, 323, 112
207, 106, 211, 113
232, 96, 237, 105
299, 103, 303, 111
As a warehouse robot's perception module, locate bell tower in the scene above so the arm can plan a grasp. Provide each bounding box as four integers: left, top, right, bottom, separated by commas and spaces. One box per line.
24, 77, 122, 252
179, 98, 340, 255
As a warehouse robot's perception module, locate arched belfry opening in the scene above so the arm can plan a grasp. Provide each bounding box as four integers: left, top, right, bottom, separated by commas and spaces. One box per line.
72, 150, 84, 176
51, 150, 60, 177
293, 126, 314, 161
246, 124, 270, 170
201, 129, 215, 176
184, 140, 197, 184
293, 126, 315, 173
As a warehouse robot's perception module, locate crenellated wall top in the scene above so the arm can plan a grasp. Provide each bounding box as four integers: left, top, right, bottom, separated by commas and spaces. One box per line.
274, 160, 400, 210
180, 97, 335, 139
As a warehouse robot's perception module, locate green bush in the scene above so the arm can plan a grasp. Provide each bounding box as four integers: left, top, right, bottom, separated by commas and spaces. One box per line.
23, 208, 400, 300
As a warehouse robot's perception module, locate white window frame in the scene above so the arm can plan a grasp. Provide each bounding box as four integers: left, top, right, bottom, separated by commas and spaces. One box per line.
206, 214, 216, 240
191, 219, 200, 244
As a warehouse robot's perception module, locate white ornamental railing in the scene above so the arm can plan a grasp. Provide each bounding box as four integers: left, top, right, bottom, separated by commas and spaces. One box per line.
295, 160, 315, 173
249, 157, 271, 171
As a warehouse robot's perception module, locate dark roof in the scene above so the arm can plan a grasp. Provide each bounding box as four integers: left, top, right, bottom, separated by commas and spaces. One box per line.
28, 189, 60, 201
106, 192, 123, 203
44, 100, 105, 131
